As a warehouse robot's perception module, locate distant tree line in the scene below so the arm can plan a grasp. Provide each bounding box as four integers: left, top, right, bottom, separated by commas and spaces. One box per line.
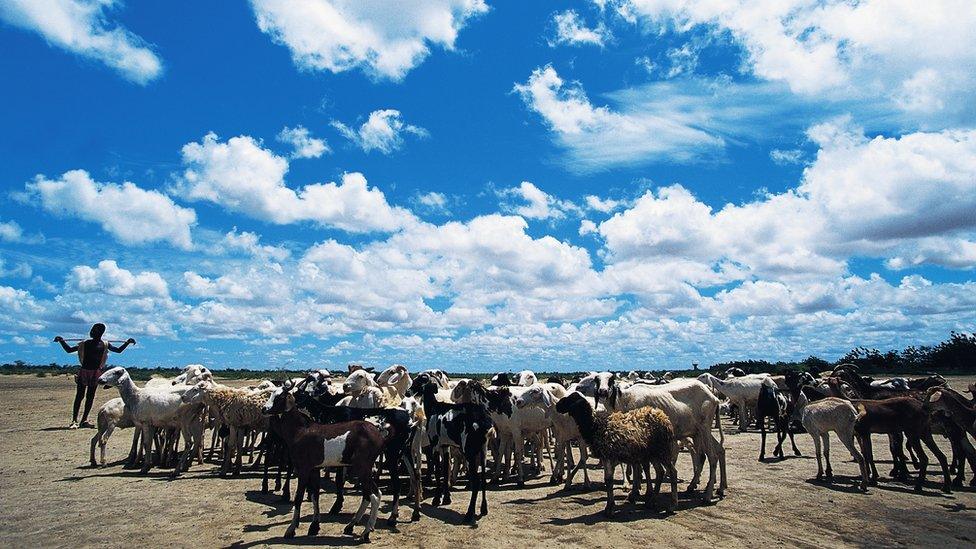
709, 331, 976, 376
4, 331, 975, 378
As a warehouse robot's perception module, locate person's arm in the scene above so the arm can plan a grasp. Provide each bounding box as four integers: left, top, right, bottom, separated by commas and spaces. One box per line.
53, 336, 78, 353
109, 338, 136, 353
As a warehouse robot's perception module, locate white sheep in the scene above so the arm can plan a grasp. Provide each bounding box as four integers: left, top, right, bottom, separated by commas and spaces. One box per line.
791, 391, 868, 490
516, 370, 538, 387
607, 378, 727, 502
181, 381, 269, 476
338, 369, 390, 408
515, 386, 592, 489
89, 397, 136, 467
98, 367, 204, 476
698, 372, 768, 432
376, 364, 412, 399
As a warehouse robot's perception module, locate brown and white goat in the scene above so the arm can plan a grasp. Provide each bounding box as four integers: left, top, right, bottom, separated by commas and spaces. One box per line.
262, 383, 386, 541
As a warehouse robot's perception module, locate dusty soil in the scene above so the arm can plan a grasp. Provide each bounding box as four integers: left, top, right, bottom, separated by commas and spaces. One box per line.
1, 374, 975, 549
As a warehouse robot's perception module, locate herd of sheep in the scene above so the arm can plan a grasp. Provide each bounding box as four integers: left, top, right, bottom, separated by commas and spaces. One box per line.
84, 362, 976, 541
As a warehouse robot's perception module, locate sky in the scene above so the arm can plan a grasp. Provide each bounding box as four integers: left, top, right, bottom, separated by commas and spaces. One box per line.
1, 0, 975, 373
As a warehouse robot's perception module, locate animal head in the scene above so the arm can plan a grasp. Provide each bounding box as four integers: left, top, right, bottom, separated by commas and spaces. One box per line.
515, 386, 554, 410
173, 364, 211, 385
490, 372, 513, 387
181, 380, 213, 404
575, 371, 615, 407
421, 369, 450, 389
405, 372, 433, 397
98, 367, 128, 388
343, 369, 377, 395
484, 386, 514, 416
262, 380, 296, 415
376, 364, 409, 388
554, 391, 589, 416
516, 370, 537, 387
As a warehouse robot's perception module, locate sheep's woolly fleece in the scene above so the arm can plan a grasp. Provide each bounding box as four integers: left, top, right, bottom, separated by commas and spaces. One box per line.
590, 406, 676, 465
203, 386, 269, 428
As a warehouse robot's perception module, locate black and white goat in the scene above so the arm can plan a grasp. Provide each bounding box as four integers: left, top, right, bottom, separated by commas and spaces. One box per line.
406, 373, 493, 523
756, 378, 800, 461
293, 377, 420, 525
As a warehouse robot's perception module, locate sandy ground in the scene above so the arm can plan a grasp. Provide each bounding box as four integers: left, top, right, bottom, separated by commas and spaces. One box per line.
1, 374, 976, 549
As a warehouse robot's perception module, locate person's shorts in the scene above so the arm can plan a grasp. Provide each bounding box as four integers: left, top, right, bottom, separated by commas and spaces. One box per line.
76, 368, 103, 388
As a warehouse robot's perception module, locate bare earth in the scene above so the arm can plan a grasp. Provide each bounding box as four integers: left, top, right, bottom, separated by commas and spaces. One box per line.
1, 374, 975, 549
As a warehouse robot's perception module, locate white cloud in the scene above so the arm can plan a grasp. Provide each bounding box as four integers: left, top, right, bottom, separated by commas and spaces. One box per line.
177, 132, 415, 232
0, 0, 162, 84
331, 109, 428, 154
584, 195, 624, 213
413, 191, 452, 215
609, 0, 976, 123
26, 169, 196, 249
497, 181, 579, 220
217, 228, 290, 261
67, 260, 169, 298
248, 0, 488, 81
549, 10, 610, 47
277, 125, 329, 159
0, 256, 32, 278
597, 121, 976, 281
0, 220, 25, 243
769, 148, 804, 165
514, 66, 742, 170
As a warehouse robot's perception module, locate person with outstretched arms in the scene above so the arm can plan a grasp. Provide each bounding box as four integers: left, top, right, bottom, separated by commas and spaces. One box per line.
54, 323, 135, 429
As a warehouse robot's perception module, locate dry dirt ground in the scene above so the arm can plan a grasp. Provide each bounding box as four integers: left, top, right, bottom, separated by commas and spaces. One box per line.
2, 374, 976, 549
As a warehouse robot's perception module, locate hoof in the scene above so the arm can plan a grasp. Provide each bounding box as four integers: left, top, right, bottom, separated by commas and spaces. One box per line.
307, 523, 319, 536
343, 523, 355, 536
942, 485, 952, 494
386, 518, 398, 528
463, 513, 475, 524
603, 507, 614, 518
361, 531, 371, 543
411, 510, 421, 522
283, 530, 296, 539
481, 502, 488, 516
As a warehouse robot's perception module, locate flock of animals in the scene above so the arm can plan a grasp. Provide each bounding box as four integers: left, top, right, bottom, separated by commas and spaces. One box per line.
84, 362, 976, 541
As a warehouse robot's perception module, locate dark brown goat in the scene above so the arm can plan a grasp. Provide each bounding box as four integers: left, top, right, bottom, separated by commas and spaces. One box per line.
262, 383, 386, 541
852, 396, 951, 493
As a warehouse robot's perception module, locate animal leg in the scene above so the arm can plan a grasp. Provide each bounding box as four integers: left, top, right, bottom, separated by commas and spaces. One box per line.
285, 476, 306, 538
921, 432, 951, 493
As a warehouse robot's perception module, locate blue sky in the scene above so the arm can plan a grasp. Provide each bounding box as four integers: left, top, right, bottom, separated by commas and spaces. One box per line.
1, 0, 974, 372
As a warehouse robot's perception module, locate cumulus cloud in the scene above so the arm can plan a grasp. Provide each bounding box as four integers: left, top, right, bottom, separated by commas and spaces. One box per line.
67, 260, 169, 298
608, 0, 976, 123
248, 0, 488, 81
597, 121, 976, 281
217, 228, 290, 261
331, 109, 428, 154
177, 132, 415, 232
277, 125, 329, 159
0, 0, 162, 84
548, 10, 610, 47
413, 191, 452, 215
497, 181, 579, 220
26, 169, 196, 249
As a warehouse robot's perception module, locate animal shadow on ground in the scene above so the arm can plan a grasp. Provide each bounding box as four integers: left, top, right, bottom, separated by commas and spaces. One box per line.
542, 491, 703, 526
244, 490, 293, 518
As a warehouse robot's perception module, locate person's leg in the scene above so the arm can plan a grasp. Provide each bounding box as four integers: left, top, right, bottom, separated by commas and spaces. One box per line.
80, 383, 97, 426
71, 381, 85, 428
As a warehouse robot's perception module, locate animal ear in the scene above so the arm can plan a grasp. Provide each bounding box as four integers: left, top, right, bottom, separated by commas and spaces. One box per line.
929, 391, 942, 403
388, 371, 402, 385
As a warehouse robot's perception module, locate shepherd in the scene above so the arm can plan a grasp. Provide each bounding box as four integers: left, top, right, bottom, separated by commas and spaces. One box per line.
54, 323, 135, 429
